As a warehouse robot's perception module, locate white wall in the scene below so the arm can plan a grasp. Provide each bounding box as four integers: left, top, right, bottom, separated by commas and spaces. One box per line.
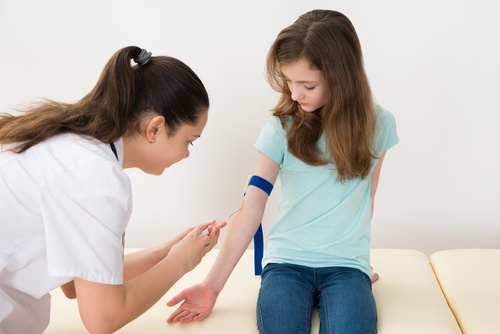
1, 0, 499, 256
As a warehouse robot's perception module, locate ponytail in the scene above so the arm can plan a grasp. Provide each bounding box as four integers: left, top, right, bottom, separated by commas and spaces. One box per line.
0, 46, 208, 153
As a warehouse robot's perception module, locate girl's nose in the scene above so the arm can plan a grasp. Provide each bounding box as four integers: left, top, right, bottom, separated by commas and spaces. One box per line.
290, 86, 304, 101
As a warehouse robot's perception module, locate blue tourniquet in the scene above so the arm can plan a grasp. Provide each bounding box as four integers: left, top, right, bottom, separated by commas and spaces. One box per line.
246, 175, 273, 275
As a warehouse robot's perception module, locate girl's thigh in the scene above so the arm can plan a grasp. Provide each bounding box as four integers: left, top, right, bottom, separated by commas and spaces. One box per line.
317, 267, 377, 334
256, 263, 315, 334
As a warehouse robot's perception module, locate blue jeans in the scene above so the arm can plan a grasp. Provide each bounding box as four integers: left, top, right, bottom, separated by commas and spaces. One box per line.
256, 263, 377, 334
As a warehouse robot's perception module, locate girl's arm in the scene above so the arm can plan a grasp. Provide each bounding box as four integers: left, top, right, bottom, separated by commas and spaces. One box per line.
204, 152, 279, 292
370, 151, 387, 283
370, 152, 387, 214
166, 151, 280, 323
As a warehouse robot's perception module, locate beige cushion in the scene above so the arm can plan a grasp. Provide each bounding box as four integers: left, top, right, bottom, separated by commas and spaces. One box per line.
371, 249, 461, 334
46, 249, 461, 333
431, 249, 500, 334
47, 248, 260, 334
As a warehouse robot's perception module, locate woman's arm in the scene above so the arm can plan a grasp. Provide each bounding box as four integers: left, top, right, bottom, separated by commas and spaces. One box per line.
166, 151, 280, 323
60, 281, 77, 299
73, 222, 222, 334
122, 225, 200, 282
59, 224, 210, 299
60, 243, 171, 300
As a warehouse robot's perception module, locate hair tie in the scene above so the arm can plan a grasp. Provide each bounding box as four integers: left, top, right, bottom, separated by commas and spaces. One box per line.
133, 48, 152, 67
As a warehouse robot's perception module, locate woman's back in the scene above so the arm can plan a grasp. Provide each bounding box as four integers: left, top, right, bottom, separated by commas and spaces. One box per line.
0, 133, 131, 333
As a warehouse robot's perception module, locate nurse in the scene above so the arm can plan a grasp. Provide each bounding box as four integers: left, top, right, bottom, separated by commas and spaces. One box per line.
0, 46, 223, 333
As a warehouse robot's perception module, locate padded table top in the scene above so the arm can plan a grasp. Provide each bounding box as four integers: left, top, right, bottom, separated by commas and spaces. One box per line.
431, 249, 500, 334
46, 248, 460, 333
371, 249, 460, 334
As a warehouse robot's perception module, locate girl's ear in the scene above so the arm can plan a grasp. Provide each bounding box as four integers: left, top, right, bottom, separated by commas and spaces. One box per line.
145, 115, 166, 143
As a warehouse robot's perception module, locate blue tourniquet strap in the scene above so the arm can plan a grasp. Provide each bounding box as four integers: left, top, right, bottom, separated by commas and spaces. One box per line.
247, 175, 273, 196
246, 175, 273, 275
253, 224, 264, 275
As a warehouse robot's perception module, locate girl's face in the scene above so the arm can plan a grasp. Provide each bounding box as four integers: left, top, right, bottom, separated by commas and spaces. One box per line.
281, 58, 326, 112
124, 110, 208, 175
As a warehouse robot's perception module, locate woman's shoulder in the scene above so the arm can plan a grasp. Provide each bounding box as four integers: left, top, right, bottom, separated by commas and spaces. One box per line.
39, 133, 119, 168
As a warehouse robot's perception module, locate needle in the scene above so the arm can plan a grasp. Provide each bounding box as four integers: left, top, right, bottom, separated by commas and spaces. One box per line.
225, 207, 241, 221
203, 208, 241, 236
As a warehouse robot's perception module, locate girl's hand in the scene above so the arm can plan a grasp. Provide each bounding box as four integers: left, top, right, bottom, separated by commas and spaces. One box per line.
371, 266, 380, 283
166, 283, 219, 323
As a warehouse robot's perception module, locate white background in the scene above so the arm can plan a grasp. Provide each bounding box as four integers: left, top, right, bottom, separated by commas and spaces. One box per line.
1, 0, 499, 256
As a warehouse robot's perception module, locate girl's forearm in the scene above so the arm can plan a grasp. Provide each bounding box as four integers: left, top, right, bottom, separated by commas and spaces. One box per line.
204, 194, 266, 292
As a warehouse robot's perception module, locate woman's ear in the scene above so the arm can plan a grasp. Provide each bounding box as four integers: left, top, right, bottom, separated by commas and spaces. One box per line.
145, 115, 166, 143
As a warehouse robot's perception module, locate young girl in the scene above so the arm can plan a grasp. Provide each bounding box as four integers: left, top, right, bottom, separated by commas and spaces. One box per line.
0, 46, 225, 334
167, 10, 398, 334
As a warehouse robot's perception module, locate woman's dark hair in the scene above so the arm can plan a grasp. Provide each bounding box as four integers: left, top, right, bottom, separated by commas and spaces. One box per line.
0, 46, 209, 153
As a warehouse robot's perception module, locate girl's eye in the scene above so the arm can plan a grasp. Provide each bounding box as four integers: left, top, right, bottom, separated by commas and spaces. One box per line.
305, 85, 315, 91
189, 142, 194, 146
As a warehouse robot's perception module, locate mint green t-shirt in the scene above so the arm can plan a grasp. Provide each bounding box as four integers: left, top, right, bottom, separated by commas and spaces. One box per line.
254, 105, 398, 278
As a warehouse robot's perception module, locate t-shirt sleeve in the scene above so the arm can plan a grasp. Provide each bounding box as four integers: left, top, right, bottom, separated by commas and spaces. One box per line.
254, 116, 287, 165
374, 105, 399, 154
40, 161, 132, 284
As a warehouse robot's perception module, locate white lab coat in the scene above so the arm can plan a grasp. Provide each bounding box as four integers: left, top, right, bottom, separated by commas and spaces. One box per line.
0, 133, 132, 334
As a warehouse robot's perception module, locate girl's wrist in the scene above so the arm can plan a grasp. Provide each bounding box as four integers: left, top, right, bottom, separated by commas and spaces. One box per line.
202, 279, 222, 295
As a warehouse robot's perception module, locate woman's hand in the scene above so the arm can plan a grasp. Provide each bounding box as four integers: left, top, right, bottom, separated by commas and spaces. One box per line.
171, 220, 226, 246
168, 221, 226, 274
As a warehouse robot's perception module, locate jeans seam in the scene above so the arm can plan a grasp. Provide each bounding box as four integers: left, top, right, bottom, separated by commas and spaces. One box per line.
306, 285, 314, 334
320, 289, 332, 334
256, 305, 264, 334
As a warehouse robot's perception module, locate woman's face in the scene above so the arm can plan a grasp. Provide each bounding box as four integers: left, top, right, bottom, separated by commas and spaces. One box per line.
124, 110, 208, 175
281, 58, 326, 112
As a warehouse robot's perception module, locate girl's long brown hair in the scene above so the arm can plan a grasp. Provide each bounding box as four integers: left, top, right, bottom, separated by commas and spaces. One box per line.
266, 10, 377, 181
0, 46, 209, 153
